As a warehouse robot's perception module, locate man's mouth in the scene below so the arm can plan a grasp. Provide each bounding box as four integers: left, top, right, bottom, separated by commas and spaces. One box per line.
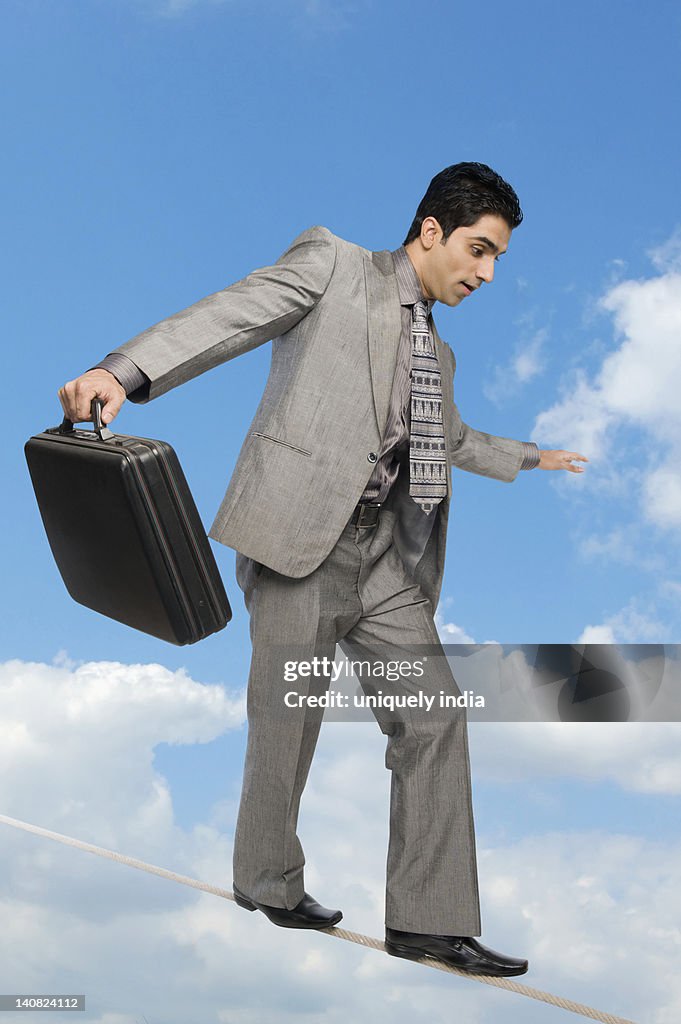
461, 282, 475, 295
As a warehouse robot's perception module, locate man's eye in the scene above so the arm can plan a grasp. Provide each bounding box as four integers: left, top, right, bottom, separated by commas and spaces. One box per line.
471, 247, 483, 256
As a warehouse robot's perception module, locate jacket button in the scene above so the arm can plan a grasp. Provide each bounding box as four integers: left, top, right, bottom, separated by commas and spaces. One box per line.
367, 452, 378, 463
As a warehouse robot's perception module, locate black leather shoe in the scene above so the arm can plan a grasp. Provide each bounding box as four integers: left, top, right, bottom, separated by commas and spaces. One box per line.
233, 884, 342, 930
385, 928, 528, 977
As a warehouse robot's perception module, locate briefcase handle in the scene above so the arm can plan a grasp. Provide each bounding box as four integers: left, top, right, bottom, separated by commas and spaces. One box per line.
57, 398, 114, 441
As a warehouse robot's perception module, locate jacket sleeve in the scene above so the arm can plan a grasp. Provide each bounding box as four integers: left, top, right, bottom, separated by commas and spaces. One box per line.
448, 413, 528, 481
107, 225, 338, 403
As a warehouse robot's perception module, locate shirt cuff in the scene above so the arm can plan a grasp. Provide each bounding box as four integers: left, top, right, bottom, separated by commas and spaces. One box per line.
520, 441, 541, 470
90, 353, 149, 396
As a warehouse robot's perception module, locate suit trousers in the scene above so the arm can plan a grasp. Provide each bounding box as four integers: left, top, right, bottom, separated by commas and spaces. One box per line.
232, 494, 482, 936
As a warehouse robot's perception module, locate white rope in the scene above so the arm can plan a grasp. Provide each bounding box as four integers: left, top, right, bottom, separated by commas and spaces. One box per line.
0, 813, 638, 1024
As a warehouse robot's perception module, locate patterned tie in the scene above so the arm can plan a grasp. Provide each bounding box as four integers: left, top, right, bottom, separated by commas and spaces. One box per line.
409, 299, 447, 514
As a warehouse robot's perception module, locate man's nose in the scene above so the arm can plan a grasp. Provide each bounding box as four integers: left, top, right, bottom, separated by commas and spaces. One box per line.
476, 256, 495, 284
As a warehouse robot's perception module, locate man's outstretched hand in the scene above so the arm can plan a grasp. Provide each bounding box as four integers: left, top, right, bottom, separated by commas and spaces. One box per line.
538, 450, 588, 473
58, 369, 126, 426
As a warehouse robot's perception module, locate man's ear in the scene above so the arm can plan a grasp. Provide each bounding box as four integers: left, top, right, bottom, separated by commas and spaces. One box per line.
420, 216, 443, 250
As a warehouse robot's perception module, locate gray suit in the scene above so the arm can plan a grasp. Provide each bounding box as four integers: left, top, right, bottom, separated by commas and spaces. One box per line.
116, 225, 527, 933
119, 226, 525, 602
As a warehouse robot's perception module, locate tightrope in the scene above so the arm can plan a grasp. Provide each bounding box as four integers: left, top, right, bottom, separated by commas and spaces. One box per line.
0, 813, 637, 1024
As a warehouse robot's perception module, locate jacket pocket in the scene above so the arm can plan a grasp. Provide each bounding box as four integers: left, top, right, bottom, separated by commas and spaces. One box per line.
250, 432, 312, 457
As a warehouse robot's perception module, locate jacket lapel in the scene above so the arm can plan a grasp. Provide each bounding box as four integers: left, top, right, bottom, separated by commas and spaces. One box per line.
364, 249, 402, 437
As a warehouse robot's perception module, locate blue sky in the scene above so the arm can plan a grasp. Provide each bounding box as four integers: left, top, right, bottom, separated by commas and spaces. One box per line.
1, 1, 681, 1022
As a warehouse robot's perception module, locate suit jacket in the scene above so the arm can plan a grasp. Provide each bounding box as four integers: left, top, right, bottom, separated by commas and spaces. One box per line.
117, 225, 527, 609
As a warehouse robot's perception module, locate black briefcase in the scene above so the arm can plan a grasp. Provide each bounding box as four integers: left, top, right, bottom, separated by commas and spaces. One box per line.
25, 401, 232, 645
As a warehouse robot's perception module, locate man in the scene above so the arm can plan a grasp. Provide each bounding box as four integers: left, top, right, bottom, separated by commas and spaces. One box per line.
59, 162, 586, 978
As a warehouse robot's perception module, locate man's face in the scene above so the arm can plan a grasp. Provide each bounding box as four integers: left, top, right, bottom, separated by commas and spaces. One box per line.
413, 213, 512, 307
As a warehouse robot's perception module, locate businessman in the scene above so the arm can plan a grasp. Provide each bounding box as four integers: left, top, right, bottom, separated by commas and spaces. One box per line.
59, 162, 586, 978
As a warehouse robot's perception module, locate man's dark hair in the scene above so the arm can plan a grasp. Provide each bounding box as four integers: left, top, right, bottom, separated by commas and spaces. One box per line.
403, 162, 523, 245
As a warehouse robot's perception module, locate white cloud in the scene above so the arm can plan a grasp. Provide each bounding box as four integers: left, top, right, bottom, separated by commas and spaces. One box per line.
477, 831, 681, 1021
598, 273, 681, 430
1, 657, 680, 1023
648, 226, 681, 273
532, 370, 616, 460
577, 624, 617, 643
575, 600, 672, 645
0, 658, 244, 856
661, 579, 681, 600
513, 328, 547, 382
644, 461, 681, 528
434, 608, 500, 646
469, 718, 681, 794
578, 526, 668, 572
532, 243, 681, 537
435, 611, 477, 644
484, 327, 547, 403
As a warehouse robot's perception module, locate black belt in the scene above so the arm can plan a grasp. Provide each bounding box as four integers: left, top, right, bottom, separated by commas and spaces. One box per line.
349, 502, 381, 528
